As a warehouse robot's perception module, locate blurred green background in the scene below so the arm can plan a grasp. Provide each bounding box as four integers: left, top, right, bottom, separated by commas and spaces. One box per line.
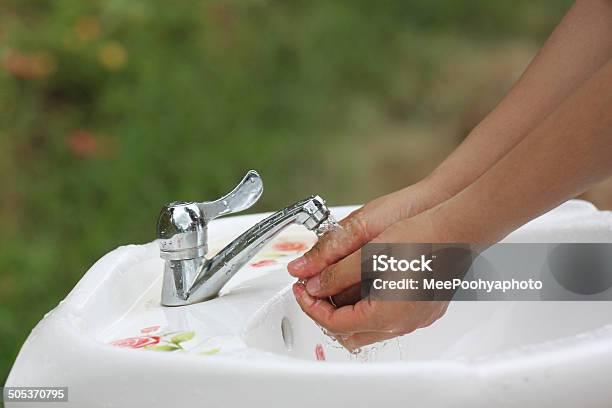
0, 0, 582, 383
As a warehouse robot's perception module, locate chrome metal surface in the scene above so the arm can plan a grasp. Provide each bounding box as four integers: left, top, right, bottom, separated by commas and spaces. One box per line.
157, 170, 263, 261
156, 170, 330, 306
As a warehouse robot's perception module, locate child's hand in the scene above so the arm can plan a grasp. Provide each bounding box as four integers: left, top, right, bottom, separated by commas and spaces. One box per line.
287, 182, 441, 280
289, 207, 451, 350
292, 282, 448, 350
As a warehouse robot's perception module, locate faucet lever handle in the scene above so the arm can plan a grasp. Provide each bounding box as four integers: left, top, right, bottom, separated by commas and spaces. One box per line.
198, 170, 263, 221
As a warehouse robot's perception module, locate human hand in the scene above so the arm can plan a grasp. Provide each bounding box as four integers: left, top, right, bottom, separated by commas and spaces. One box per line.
290, 208, 451, 350
287, 181, 444, 281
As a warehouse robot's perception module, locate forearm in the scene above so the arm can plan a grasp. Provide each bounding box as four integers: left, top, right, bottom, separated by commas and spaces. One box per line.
291, 2, 612, 277
421, 0, 612, 204
436, 57, 612, 242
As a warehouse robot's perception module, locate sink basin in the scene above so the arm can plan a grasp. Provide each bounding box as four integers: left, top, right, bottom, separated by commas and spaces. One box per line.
245, 287, 612, 364
6, 200, 612, 407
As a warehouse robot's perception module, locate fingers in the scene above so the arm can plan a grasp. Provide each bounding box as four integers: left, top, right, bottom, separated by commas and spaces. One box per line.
295, 281, 450, 351
334, 306, 443, 351
305, 250, 361, 297
292, 282, 374, 335
291, 206, 453, 352
342, 302, 450, 349
303, 214, 433, 297
288, 208, 370, 279
287, 187, 436, 279
329, 282, 361, 307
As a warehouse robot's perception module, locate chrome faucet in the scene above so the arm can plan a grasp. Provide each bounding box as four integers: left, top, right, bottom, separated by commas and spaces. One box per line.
156, 170, 330, 306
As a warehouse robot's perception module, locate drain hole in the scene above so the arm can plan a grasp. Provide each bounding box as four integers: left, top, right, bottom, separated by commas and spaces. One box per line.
281, 317, 294, 351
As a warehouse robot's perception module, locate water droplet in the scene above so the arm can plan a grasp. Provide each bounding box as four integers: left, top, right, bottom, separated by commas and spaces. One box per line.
314, 215, 341, 237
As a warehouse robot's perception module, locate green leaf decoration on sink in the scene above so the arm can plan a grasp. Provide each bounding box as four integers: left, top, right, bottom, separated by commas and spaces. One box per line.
199, 348, 221, 356
146, 344, 181, 352
171, 331, 195, 344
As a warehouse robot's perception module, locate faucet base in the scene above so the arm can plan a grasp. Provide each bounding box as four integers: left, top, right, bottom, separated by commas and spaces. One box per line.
161, 257, 209, 306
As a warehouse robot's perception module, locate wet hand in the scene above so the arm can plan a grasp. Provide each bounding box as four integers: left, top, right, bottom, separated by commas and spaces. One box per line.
292, 283, 448, 350
290, 210, 450, 350
287, 182, 437, 280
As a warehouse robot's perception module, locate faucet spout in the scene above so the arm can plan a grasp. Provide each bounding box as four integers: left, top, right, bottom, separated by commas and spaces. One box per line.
159, 194, 330, 306
186, 195, 328, 304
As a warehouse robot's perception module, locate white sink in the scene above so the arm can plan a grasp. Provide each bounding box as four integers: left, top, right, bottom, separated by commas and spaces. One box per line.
6, 200, 612, 407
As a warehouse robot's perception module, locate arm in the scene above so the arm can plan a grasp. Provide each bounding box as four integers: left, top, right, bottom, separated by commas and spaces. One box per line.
426, 0, 612, 201
288, 0, 612, 278
435, 57, 612, 243
290, 2, 612, 349
292, 56, 612, 350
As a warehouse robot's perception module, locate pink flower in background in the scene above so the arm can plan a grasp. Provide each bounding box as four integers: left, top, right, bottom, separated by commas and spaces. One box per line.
67, 130, 118, 159
68, 130, 98, 158
110, 336, 160, 349
2, 49, 56, 79
273, 241, 308, 252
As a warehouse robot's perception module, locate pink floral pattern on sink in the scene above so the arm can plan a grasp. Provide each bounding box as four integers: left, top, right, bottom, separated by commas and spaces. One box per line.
250, 259, 278, 268
248, 239, 312, 268
110, 236, 315, 355
111, 335, 160, 349
109, 326, 221, 355
272, 241, 308, 252
315, 343, 326, 361
110, 328, 194, 351
140, 325, 160, 334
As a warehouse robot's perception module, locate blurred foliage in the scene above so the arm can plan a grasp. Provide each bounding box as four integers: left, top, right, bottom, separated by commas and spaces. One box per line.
0, 0, 572, 382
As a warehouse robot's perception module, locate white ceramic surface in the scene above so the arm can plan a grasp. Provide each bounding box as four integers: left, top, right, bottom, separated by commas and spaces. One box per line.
6, 200, 612, 407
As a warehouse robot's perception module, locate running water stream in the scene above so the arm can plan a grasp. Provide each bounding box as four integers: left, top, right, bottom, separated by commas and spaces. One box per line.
314, 214, 341, 237
311, 214, 403, 362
